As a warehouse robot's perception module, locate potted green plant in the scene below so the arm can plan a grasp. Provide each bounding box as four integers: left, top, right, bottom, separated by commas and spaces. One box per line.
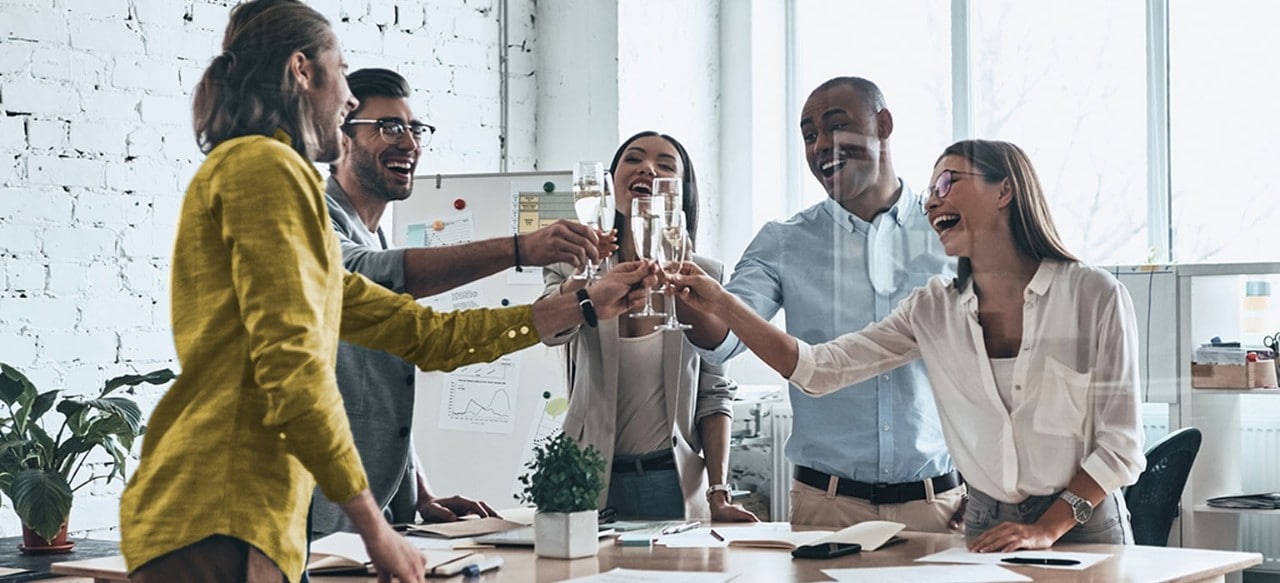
516, 432, 606, 559
0, 363, 175, 554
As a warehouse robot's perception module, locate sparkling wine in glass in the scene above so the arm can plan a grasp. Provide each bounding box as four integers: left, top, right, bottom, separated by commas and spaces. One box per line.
571, 162, 605, 280
628, 195, 665, 318
591, 170, 617, 280
655, 210, 692, 331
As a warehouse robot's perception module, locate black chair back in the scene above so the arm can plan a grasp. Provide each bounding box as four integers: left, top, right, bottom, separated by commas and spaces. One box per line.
1124, 427, 1202, 546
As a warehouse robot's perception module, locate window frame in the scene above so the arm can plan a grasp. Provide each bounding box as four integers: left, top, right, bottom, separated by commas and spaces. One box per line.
784, 0, 1175, 263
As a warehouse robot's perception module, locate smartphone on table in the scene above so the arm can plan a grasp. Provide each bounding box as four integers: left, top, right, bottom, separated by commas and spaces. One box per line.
790, 542, 862, 559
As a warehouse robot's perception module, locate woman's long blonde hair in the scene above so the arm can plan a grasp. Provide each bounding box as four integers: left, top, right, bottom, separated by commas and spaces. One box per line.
938, 139, 1078, 290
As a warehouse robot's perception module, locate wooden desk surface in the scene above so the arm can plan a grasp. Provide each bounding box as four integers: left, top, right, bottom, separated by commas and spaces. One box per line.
47, 531, 1263, 583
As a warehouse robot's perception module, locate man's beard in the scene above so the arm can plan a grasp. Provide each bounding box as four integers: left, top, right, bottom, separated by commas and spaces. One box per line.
311, 116, 343, 164
351, 144, 412, 202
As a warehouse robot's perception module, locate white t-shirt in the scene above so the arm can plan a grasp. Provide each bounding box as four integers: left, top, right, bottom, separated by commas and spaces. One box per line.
614, 330, 670, 456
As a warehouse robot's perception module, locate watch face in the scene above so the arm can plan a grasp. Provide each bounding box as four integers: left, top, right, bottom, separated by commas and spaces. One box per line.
1073, 501, 1093, 524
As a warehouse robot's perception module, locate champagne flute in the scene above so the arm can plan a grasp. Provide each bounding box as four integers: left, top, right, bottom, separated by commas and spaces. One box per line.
650, 177, 682, 308
628, 196, 666, 318
591, 170, 616, 280
655, 210, 692, 331
571, 162, 605, 280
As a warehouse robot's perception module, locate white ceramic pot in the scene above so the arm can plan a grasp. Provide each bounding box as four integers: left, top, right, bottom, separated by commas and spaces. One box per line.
533, 510, 598, 559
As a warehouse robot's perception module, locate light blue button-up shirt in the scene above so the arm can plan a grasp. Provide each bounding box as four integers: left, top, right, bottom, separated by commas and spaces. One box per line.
702, 183, 957, 484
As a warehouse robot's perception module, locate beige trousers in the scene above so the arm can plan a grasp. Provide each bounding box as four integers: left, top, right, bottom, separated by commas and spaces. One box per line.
789, 478, 967, 533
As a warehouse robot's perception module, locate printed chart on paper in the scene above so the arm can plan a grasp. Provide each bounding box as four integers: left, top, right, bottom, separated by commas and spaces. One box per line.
437, 356, 520, 434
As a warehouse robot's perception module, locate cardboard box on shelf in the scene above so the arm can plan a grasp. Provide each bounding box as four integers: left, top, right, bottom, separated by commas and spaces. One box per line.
1191, 361, 1278, 389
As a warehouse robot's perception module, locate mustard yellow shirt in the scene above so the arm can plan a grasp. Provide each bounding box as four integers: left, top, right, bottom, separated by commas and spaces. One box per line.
120, 131, 538, 582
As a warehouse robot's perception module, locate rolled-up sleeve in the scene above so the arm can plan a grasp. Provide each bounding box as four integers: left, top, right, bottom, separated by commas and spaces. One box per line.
1081, 281, 1146, 493
694, 358, 736, 422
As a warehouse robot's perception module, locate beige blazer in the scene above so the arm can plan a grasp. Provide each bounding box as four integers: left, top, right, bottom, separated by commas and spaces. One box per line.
540, 255, 736, 520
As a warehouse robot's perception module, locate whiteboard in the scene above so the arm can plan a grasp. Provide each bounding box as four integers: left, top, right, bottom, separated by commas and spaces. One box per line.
392, 171, 575, 507
1104, 265, 1178, 403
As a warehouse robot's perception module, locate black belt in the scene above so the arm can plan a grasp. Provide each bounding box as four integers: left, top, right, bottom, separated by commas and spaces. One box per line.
795, 466, 961, 505
612, 451, 676, 473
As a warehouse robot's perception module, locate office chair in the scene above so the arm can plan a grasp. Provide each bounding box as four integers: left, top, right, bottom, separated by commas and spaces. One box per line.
1124, 427, 1202, 546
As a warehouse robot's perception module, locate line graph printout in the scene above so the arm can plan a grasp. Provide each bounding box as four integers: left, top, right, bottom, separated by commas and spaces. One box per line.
437, 355, 520, 434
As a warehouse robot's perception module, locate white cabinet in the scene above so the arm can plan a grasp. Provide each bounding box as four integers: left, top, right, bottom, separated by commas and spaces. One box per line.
1172, 263, 1280, 556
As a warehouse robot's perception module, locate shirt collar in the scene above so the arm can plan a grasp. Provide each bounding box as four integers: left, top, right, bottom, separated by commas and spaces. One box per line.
959, 258, 1063, 309
1025, 259, 1061, 297
272, 128, 323, 183
821, 178, 911, 234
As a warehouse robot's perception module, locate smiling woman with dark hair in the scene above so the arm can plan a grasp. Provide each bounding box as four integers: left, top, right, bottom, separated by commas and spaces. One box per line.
540, 131, 757, 524
673, 138, 1145, 552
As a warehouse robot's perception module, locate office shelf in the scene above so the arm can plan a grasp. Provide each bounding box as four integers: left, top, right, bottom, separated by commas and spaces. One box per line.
1195, 505, 1280, 515
1192, 388, 1280, 395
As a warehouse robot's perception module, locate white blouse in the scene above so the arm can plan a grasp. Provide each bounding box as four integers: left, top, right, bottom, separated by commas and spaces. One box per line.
790, 260, 1145, 503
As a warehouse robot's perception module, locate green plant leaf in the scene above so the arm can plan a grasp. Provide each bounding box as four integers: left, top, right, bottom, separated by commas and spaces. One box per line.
517, 432, 605, 513
80, 397, 142, 436
11, 468, 72, 543
28, 390, 58, 426
27, 424, 56, 469
0, 364, 33, 406
101, 369, 176, 397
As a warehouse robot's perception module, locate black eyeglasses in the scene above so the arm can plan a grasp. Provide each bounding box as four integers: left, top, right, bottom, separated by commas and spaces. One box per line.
345, 118, 436, 149
920, 169, 985, 214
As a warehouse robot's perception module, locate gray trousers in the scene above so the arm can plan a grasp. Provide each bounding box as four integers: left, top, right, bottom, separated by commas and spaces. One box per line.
965, 487, 1133, 544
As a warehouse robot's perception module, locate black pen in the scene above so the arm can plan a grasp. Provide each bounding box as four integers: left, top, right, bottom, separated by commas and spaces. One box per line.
1001, 557, 1081, 566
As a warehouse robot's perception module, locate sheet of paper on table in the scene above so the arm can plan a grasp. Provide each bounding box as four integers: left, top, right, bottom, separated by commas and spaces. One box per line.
560, 567, 739, 582
823, 564, 1032, 582
916, 547, 1111, 570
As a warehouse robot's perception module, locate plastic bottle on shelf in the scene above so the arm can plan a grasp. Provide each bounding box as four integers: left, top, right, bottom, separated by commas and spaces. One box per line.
1241, 280, 1273, 348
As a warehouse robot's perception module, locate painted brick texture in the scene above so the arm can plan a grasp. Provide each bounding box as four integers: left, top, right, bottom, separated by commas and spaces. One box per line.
0, 0, 533, 539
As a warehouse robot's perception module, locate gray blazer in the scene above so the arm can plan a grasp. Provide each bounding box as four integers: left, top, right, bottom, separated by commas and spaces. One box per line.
310, 178, 419, 536
540, 255, 736, 520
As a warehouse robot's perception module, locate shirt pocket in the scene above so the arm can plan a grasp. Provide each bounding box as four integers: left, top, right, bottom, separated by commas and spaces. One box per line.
1033, 356, 1091, 438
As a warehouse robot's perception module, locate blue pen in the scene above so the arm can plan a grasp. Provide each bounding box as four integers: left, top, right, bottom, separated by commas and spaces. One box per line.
461, 556, 504, 577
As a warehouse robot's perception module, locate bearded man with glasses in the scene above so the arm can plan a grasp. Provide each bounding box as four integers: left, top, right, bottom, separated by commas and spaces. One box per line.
310, 68, 613, 538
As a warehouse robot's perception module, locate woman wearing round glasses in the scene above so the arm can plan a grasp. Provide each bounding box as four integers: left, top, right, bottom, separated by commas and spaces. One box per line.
673, 139, 1144, 551
540, 131, 758, 523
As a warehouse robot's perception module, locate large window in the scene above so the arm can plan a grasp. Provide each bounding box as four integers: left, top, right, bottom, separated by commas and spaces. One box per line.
971, 1, 1148, 265
1170, 1, 1280, 263
791, 0, 1279, 265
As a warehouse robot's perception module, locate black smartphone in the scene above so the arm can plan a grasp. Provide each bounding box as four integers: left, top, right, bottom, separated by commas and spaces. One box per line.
791, 542, 862, 559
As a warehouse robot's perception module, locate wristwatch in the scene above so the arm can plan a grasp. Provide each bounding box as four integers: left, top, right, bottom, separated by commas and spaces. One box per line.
705, 484, 732, 504
1059, 490, 1094, 525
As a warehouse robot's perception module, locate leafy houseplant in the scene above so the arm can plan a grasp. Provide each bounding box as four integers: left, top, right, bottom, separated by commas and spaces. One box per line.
516, 432, 606, 558
0, 363, 175, 551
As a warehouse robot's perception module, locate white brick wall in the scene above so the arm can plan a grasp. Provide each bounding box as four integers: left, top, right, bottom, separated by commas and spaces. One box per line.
0, 0, 534, 539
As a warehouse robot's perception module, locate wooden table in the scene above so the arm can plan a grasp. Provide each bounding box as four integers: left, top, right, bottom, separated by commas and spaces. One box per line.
48, 531, 1262, 582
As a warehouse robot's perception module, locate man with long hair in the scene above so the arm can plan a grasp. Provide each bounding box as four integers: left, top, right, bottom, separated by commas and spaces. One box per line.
119, 2, 652, 581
